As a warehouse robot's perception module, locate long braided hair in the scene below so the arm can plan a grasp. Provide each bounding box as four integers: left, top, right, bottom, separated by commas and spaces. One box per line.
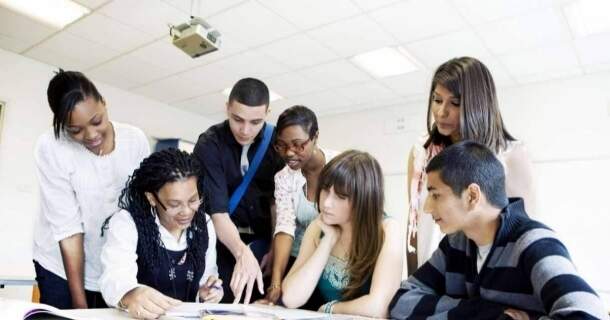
118, 148, 209, 276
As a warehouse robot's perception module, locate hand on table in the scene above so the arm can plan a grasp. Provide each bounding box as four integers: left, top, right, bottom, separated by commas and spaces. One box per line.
198, 276, 224, 303
121, 286, 181, 319
230, 244, 264, 304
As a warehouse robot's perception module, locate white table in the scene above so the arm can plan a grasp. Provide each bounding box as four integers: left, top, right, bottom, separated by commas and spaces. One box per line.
64, 307, 370, 320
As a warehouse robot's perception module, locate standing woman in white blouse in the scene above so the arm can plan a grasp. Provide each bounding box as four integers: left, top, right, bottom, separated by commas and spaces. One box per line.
99, 149, 222, 320
32, 70, 150, 309
405, 57, 536, 273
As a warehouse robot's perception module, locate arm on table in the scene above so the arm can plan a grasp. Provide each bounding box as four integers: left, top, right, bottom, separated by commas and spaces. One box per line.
282, 218, 336, 308
389, 238, 506, 319
330, 220, 403, 318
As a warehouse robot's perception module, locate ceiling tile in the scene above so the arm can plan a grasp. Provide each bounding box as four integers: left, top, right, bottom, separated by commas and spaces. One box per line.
307, 14, 397, 57
65, 13, 155, 52
476, 56, 515, 87
257, 34, 338, 69
266, 72, 324, 97
380, 71, 432, 98
179, 50, 290, 95
512, 67, 583, 85
207, 1, 298, 48
25, 32, 120, 70
370, 0, 465, 43
499, 43, 581, 78
350, 0, 402, 12
173, 92, 228, 115
268, 98, 298, 116
453, 0, 555, 25
87, 55, 172, 89
404, 29, 491, 69
203, 111, 226, 122
0, 7, 57, 53
331, 95, 407, 114
300, 60, 371, 90
583, 63, 610, 74
475, 7, 571, 55
258, 0, 361, 30
574, 33, 610, 67
162, 0, 247, 18
73, 0, 110, 9
335, 80, 400, 104
0, 33, 30, 53
98, 0, 187, 37
291, 89, 354, 113
131, 74, 203, 103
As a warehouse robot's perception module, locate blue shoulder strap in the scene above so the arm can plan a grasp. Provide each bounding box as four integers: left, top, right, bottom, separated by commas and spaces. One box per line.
228, 123, 274, 215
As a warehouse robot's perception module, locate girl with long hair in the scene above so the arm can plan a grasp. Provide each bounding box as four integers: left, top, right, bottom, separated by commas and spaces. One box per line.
99, 149, 222, 319
281, 150, 402, 318
406, 57, 536, 272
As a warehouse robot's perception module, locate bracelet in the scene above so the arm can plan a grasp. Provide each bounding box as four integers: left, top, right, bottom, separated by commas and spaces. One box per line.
323, 300, 338, 314
267, 283, 281, 291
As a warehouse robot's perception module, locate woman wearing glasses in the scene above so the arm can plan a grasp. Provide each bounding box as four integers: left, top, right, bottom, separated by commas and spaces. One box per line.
257, 105, 338, 306
99, 149, 222, 319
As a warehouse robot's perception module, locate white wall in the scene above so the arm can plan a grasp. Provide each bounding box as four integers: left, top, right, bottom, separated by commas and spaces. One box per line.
0, 48, 215, 298
317, 72, 610, 299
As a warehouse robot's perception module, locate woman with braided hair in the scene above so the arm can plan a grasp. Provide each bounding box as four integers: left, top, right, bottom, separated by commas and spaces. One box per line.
99, 148, 222, 319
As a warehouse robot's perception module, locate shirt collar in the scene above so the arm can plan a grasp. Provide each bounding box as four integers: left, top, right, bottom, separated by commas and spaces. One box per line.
154, 214, 188, 250
495, 198, 528, 244
223, 120, 268, 147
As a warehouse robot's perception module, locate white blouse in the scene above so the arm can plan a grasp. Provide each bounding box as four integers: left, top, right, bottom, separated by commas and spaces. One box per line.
99, 210, 218, 307
273, 147, 339, 237
32, 121, 150, 291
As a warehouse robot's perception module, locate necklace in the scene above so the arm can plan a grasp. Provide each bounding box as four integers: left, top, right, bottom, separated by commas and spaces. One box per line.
160, 239, 194, 300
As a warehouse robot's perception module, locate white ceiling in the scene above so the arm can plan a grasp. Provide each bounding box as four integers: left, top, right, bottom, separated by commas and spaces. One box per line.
2, 0, 610, 120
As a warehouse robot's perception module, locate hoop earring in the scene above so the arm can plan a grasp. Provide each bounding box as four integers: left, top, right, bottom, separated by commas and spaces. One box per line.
150, 205, 157, 217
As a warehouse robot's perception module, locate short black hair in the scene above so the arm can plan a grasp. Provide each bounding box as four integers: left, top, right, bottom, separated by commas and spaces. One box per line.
228, 77, 269, 108
276, 105, 318, 138
47, 69, 105, 139
426, 140, 508, 208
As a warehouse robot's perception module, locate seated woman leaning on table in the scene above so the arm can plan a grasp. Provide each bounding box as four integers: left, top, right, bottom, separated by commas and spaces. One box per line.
281, 150, 403, 318
99, 148, 222, 319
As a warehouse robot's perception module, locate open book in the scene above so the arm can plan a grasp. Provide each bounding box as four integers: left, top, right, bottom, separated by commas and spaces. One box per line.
166, 302, 331, 320
0, 298, 80, 319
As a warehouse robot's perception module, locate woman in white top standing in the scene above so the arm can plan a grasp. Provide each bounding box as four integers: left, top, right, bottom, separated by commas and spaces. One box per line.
406, 57, 536, 273
257, 105, 337, 306
33, 70, 150, 309
99, 149, 222, 319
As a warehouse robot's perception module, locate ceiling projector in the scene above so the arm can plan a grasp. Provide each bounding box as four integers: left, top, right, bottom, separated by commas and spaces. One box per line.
170, 17, 221, 58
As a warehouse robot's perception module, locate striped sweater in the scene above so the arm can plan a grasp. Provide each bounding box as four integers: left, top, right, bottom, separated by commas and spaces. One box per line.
389, 198, 608, 320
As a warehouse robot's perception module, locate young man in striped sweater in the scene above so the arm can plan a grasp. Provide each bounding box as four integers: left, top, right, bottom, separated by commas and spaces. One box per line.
390, 141, 608, 320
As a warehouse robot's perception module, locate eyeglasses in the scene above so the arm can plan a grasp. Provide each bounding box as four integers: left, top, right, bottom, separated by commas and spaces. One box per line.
153, 193, 204, 215
273, 138, 312, 154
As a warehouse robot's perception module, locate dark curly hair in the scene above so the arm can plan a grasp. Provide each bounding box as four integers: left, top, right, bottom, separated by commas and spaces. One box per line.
118, 148, 209, 276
